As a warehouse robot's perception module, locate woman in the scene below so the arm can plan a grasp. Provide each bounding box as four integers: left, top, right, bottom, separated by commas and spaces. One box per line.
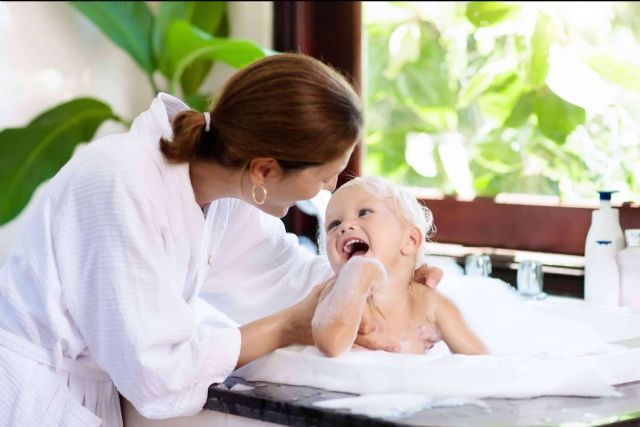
0, 53, 440, 426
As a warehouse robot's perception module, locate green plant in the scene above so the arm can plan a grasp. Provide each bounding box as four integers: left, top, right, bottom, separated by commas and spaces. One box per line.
0, 1, 271, 225
364, 1, 640, 201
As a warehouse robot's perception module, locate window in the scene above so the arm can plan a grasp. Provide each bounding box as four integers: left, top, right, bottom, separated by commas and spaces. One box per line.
363, 1, 640, 202
275, 1, 640, 261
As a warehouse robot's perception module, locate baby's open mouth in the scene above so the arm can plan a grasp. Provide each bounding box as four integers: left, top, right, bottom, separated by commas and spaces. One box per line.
342, 238, 370, 261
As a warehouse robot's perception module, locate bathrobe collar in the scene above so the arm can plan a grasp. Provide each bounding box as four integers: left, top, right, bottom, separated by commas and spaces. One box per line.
131, 92, 191, 142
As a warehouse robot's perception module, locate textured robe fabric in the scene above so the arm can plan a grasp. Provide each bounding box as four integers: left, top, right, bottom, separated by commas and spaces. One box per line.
200, 199, 333, 326
0, 93, 331, 426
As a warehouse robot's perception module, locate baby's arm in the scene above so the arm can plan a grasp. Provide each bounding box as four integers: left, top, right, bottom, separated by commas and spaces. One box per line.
432, 293, 487, 355
312, 257, 387, 357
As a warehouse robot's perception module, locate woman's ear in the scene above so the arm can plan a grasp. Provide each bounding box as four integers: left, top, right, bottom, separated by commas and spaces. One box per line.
248, 157, 284, 184
400, 225, 422, 256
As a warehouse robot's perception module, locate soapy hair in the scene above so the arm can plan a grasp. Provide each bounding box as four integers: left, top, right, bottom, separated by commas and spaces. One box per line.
319, 176, 436, 269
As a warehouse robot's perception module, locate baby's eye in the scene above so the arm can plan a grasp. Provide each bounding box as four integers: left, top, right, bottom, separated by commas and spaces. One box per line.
359, 208, 373, 217
327, 220, 341, 231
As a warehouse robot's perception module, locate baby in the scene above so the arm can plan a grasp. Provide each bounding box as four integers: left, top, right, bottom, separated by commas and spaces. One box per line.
312, 176, 487, 357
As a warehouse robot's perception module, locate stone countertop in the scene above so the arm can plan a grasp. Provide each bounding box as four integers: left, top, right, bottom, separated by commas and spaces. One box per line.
205, 377, 640, 427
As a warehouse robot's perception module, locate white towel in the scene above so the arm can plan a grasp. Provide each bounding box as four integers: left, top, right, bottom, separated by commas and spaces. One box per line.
236, 277, 639, 404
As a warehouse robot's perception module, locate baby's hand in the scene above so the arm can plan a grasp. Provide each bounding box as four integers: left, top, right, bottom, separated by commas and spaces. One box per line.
342, 256, 388, 291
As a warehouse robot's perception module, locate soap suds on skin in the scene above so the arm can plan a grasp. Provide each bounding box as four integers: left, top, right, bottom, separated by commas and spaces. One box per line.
312, 256, 388, 330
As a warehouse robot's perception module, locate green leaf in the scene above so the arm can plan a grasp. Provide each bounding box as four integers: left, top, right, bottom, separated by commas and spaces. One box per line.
582, 50, 640, 95
534, 87, 586, 144
153, 2, 192, 59
473, 141, 523, 174
364, 128, 446, 189
181, 2, 228, 95
185, 94, 211, 112
71, 2, 155, 73
528, 12, 555, 88
153, 2, 229, 96
458, 60, 518, 109
393, 22, 454, 108
384, 22, 422, 79
407, 104, 458, 131
0, 99, 119, 224
160, 21, 268, 92
478, 71, 527, 123
363, 129, 409, 178
465, 2, 521, 27
504, 91, 535, 127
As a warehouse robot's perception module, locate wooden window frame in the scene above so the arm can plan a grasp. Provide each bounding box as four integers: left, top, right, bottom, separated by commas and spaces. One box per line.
274, 1, 640, 260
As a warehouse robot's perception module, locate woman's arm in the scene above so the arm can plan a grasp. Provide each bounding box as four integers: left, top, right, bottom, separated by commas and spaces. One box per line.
236, 279, 330, 367
433, 293, 487, 355
202, 200, 334, 325
311, 258, 386, 357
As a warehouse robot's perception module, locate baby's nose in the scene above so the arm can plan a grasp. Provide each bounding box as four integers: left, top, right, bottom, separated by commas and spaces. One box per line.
340, 225, 355, 234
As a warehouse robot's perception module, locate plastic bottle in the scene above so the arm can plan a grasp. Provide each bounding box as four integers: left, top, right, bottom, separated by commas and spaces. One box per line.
584, 191, 625, 305
618, 229, 640, 311
584, 240, 620, 305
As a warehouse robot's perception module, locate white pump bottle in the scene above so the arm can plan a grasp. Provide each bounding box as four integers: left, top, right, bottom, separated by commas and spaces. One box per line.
584, 191, 625, 305
618, 229, 640, 311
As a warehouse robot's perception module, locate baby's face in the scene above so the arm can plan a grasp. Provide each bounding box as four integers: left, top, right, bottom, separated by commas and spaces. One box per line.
324, 186, 410, 273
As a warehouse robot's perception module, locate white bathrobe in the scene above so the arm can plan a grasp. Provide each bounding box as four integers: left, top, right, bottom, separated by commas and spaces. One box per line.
0, 93, 332, 426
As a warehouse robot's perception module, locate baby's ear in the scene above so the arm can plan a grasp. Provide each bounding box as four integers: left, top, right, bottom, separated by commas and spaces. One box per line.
400, 226, 422, 256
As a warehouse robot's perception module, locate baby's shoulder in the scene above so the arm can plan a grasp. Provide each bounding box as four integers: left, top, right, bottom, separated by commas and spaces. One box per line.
410, 283, 438, 320
413, 283, 460, 320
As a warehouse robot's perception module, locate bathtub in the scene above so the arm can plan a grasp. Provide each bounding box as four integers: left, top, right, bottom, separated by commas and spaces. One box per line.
235, 293, 640, 395
123, 292, 640, 427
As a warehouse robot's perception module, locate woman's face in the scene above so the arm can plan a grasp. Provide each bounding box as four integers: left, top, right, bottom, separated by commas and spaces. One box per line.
259, 147, 354, 218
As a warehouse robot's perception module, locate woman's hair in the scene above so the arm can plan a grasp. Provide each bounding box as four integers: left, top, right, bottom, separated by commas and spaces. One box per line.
319, 176, 436, 269
160, 53, 363, 172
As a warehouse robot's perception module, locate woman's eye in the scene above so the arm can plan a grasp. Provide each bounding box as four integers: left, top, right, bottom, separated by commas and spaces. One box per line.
359, 208, 373, 217
327, 220, 341, 231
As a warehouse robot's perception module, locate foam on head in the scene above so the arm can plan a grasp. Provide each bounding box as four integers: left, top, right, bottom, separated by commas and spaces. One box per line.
319, 176, 436, 269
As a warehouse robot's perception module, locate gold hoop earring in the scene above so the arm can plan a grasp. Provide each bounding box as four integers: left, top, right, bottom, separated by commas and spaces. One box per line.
251, 184, 268, 205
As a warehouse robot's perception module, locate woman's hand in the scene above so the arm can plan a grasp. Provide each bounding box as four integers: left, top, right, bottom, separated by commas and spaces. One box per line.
237, 276, 335, 368
354, 320, 401, 352
413, 264, 443, 288
284, 276, 336, 345
354, 319, 441, 354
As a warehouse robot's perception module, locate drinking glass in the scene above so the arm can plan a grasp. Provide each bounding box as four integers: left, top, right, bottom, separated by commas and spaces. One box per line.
517, 260, 547, 299
465, 254, 492, 277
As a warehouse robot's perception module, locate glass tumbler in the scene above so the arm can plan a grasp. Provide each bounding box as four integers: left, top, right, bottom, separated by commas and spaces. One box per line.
465, 254, 492, 277
517, 260, 547, 299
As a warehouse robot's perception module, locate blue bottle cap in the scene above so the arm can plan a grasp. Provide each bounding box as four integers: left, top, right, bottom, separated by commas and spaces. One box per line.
598, 191, 617, 201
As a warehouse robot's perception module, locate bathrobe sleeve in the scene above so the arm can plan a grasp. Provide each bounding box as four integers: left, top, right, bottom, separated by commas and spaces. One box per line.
53, 152, 240, 419
202, 199, 334, 325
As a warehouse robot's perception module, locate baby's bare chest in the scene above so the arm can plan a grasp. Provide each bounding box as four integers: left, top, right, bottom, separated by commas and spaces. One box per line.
361, 306, 442, 354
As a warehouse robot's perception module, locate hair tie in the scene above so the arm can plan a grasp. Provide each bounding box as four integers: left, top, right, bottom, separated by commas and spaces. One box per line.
203, 112, 211, 132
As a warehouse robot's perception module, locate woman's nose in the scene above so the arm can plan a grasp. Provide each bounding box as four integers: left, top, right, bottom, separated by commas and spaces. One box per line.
323, 176, 338, 192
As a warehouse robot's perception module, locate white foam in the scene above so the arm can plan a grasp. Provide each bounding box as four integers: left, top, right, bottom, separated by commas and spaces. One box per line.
435, 276, 616, 357
235, 276, 640, 419
313, 394, 490, 418
314, 394, 433, 418
229, 383, 255, 392
312, 256, 387, 330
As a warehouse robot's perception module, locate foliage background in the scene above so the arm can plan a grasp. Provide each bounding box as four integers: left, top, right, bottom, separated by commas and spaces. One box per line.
364, 1, 640, 202
0, 1, 269, 225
